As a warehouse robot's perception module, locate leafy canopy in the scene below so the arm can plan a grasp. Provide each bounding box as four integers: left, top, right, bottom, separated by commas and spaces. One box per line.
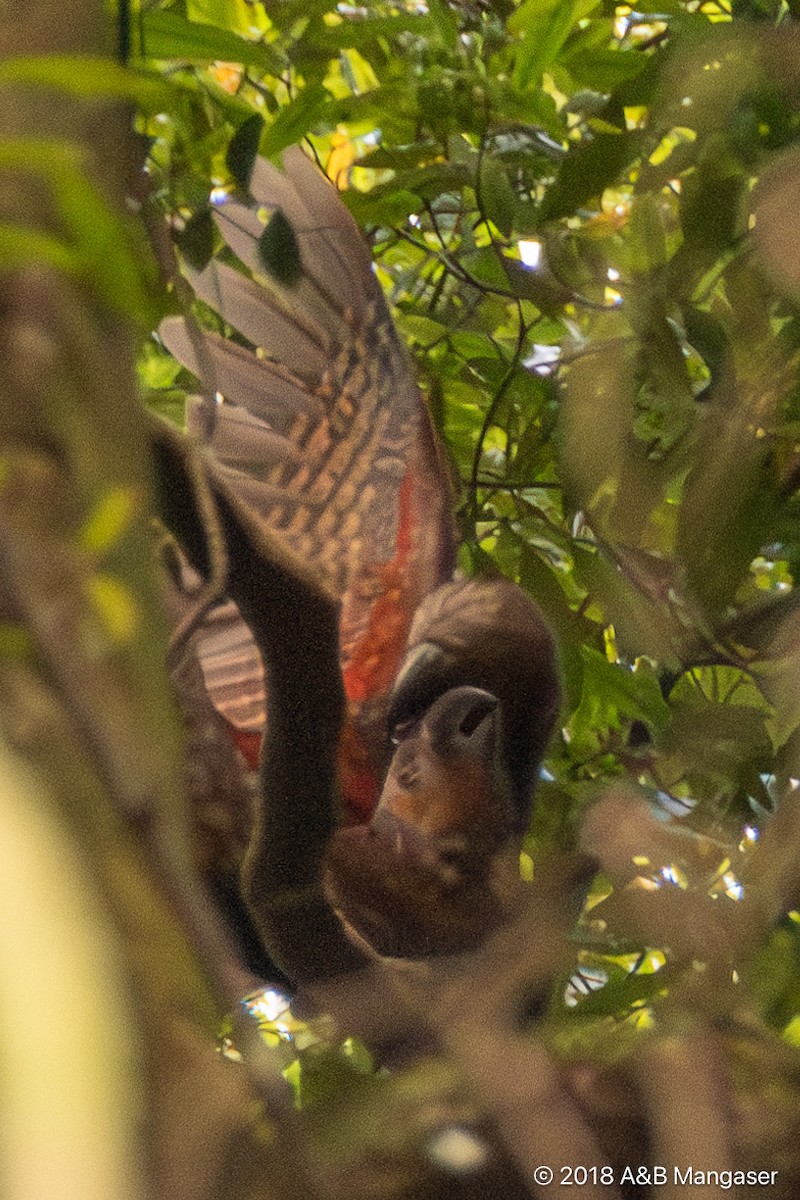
125, 0, 800, 1041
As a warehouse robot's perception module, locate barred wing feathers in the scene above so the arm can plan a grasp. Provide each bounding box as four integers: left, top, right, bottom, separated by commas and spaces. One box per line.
161, 147, 455, 816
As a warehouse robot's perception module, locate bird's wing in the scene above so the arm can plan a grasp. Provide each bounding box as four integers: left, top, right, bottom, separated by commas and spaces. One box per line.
160, 147, 455, 816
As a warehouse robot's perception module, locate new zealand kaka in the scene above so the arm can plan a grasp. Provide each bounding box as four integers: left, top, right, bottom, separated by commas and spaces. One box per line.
158, 147, 562, 980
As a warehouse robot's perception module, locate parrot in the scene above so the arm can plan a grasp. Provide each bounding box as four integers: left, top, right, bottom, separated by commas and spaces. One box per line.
157, 146, 562, 980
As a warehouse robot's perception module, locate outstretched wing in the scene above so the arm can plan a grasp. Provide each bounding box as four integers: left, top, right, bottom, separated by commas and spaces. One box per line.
160, 147, 455, 817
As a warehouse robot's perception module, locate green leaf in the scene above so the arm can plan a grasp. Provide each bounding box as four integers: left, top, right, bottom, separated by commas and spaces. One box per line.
258, 209, 303, 285
80, 488, 139, 555
627, 193, 669, 273
479, 156, 516, 237
394, 312, 448, 347
558, 329, 683, 550
0, 137, 158, 324
0, 224, 78, 275
679, 305, 730, 386
176, 207, 216, 271
260, 84, 330, 159
137, 340, 184, 392
0, 54, 171, 108
376, 160, 474, 201
679, 170, 748, 260
519, 545, 590, 708
539, 131, 644, 224
343, 186, 421, 225
565, 964, 668, 1019
676, 349, 783, 613
227, 113, 264, 189
461, 247, 510, 291
566, 48, 650, 92
141, 11, 283, 74
188, 0, 269, 38
567, 647, 671, 758
502, 257, 574, 311
301, 13, 432, 50
746, 925, 800, 1030
510, 0, 598, 92
663, 699, 772, 786
573, 546, 704, 669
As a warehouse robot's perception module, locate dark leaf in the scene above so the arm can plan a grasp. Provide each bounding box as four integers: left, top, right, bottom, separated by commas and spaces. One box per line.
176, 207, 215, 271
479, 155, 517, 237
538, 131, 644, 224
258, 209, 303, 285
227, 113, 265, 190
